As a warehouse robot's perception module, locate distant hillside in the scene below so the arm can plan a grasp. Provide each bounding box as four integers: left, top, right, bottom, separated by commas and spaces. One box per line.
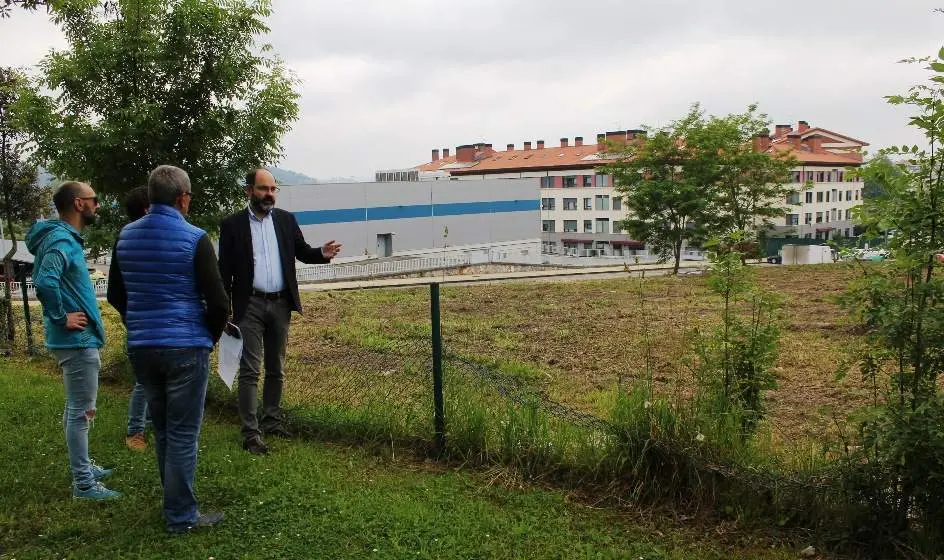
267, 166, 318, 186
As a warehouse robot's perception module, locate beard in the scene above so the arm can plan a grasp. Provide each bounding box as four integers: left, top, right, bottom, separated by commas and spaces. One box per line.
250, 195, 275, 214
81, 212, 99, 227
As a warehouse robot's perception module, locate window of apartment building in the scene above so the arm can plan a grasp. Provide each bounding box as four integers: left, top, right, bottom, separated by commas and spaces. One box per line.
831, 208, 838, 221
804, 212, 813, 225
563, 241, 578, 254
612, 197, 622, 211
815, 231, 823, 240
595, 195, 610, 210
831, 189, 838, 201
805, 191, 813, 204
595, 218, 610, 233
583, 198, 592, 210
612, 222, 621, 234
855, 189, 860, 200
816, 192, 824, 203
786, 193, 800, 205
816, 171, 825, 182
786, 214, 799, 226
845, 228, 851, 237
803, 233, 812, 239
563, 198, 577, 211
541, 241, 557, 254
838, 170, 845, 182
815, 212, 823, 223
540, 176, 554, 188
582, 176, 593, 187
844, 209, 851, 221
825, 191, 831, 203
564, 176, 577, 188
806, 171, 814, 181
563, 220, 578, 232
583, 219, 593, 233
792, 171, 802, 183
596, 174, 610, 187
542, 220, 555, 232
846, 190, 852, 201
541, 197, 555, 211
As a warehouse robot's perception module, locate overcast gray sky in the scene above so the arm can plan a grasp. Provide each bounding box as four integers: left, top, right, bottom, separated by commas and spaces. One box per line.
1, 1, 942, 181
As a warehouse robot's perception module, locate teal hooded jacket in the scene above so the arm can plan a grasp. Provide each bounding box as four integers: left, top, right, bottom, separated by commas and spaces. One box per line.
25, 220, 105, 349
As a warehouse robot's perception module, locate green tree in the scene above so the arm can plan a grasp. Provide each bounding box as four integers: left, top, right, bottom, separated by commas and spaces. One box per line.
12, 0, 299, 253
603, 106, 714, 274
839, 49, 944, 552
697, 105, 796, 237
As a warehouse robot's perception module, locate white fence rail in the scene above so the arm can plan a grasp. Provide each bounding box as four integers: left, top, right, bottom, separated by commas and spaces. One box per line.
10, 255, 473, 300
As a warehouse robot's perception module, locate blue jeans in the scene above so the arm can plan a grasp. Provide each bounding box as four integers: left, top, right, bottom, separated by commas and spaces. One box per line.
126, 381, 150, 436
129, 347, 210, 530
51, 348, 101, 489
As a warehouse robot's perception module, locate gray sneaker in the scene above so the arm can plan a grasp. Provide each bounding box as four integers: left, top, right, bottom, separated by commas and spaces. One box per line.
167, 511, 224, 534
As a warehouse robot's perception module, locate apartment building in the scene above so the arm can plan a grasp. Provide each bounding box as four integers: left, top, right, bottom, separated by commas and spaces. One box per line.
755, 121, 868, 240
391, 120, 868, 256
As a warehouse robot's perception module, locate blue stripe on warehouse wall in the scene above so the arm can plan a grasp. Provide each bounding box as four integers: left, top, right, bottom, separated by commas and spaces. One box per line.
294, 199, 539, 226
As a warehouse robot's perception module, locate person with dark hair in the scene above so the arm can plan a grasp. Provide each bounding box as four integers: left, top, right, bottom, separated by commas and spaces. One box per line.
218, 168, 341, 454
108, 186, 151, 451
109, 165, 229, 533
25, 181, 121, 500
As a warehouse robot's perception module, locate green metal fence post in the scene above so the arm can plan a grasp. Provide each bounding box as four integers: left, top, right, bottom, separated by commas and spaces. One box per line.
430, 282, 446, 456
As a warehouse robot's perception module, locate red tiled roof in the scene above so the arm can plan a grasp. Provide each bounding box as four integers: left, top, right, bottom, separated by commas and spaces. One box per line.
416, 144, 617, 175
783, 127, 870, 147
769, 140, 863, 165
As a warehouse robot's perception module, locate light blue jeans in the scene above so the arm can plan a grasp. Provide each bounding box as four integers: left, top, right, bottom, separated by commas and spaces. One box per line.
127, 381, 150, 436
51, 348, 101, 489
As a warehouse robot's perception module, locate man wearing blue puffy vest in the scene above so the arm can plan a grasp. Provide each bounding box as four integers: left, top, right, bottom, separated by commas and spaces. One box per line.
26, 181, 120, 501
108, 165, 229, 533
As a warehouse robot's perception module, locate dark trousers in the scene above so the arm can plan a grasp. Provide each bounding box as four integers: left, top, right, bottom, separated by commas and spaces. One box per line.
129, 347, 209, 531
238, 295, 291, 439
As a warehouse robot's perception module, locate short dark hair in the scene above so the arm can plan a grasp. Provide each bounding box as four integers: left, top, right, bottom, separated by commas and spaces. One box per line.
245, 169, 263, 188
125, 186, 150, 221
53, 181, 86, 214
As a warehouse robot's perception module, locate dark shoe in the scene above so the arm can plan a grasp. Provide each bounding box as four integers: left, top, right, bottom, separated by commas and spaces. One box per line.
167, 511, 224, 534
242, 435, 269, 455
263, 425, 293, 439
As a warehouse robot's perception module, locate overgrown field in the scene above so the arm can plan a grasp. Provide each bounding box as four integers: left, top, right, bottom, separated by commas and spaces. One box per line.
285, 264, 868, 452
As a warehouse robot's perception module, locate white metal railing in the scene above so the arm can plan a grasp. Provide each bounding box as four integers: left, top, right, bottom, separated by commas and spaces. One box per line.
8, 255, 473, 299
296, 255, 471, 283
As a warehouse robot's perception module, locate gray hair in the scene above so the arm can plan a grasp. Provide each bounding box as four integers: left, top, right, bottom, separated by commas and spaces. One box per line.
148, 165, 191, 206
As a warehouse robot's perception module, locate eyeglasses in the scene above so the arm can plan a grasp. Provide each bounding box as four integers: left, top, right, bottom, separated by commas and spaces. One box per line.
78, 196, 99, 204
254, 185, 280, 194
181, 191, 193, 199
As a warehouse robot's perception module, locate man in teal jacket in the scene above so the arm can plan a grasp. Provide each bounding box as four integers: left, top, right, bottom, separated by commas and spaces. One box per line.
26, 181, 120, 500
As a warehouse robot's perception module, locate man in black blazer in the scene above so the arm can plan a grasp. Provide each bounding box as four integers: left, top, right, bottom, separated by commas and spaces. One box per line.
218, 168, 341, 454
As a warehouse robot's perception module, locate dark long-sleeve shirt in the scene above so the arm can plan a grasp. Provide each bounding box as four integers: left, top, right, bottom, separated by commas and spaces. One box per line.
107, 234, 230, 343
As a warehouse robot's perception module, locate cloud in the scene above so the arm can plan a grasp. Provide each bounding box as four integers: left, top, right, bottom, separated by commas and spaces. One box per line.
2, 0, 943, 178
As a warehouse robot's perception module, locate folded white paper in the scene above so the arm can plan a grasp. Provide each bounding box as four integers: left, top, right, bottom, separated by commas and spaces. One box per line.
217, 325, 242, 391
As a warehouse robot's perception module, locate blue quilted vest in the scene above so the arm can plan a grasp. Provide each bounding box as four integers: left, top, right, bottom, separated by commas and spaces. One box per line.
116, 204, 213, 349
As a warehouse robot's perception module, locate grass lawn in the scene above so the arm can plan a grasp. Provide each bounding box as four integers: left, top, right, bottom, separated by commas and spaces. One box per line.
0, 360, 800, 560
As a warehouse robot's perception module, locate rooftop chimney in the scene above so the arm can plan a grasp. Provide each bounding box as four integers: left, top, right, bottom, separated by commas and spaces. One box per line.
798, 120, 810, 133
574, 136, 584, 147
596, 133, 606, 152
627, 129, 646, 141
560, 137, 569, 148
455, 145, 476, 163
442, 148, 450, 158
524, 141, 532, 151
774, 124, 792, 138
432, 149, 440, 162
506, 143, 514, 151
752, 130, 771, 153
537, 140, 545, 149
605, 130, 627, 149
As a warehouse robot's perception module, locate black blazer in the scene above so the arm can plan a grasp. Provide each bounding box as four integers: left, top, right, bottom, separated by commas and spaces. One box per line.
218, 208, 330, 323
